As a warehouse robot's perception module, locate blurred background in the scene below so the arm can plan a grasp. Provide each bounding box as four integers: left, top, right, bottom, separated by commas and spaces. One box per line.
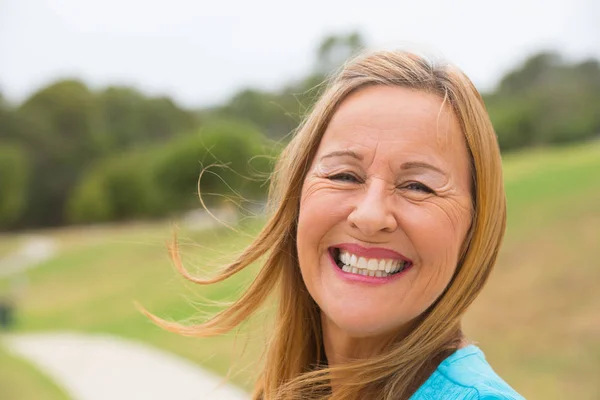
1, 0, 599, 399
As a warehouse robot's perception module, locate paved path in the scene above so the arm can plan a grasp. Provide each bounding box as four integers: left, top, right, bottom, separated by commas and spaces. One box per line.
0, 236, 57, 278
3, 332, 249, 400
1, 234, 248, 399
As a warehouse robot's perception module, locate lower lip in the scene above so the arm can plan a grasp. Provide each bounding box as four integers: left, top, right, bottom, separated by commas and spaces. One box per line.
328, 251, 412, 285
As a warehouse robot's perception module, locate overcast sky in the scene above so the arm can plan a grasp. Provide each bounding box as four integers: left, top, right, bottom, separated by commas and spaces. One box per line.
1, 0, 599, 108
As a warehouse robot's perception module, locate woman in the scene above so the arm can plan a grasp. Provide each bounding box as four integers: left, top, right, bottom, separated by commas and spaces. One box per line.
149, 50, 525, 399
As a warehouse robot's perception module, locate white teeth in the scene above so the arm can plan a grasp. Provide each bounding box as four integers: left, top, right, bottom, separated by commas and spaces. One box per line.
391, 261, 405, 273
336, 248, 408, 278
367, 259, 378, 271
357, 257, 368, 269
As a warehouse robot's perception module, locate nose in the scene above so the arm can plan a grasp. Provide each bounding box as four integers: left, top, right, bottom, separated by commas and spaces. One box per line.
347, 178, 398, 236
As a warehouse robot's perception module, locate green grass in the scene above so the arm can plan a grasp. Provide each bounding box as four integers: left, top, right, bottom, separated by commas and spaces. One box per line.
3, 220, 267, 391
464, 141, 600, 399
1, 141, 599, 399
0, 342, 70, 400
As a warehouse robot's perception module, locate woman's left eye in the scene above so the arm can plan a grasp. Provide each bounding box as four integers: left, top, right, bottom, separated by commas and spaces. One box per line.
404, 182, 434, 194
328, 173, 360, 183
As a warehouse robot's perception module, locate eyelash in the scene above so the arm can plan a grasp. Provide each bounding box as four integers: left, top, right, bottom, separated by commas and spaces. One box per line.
404, 182, 435, 194
327, 174, 435, 194
328, 173, 361, 183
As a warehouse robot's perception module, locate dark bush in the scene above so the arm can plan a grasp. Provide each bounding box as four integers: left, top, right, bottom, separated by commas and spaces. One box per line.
67, 150, 163, 223
0, 144, 29, 228
154, 119, 275, 211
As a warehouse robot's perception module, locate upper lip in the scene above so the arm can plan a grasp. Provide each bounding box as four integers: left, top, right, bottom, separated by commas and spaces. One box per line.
331, 243, 412, 263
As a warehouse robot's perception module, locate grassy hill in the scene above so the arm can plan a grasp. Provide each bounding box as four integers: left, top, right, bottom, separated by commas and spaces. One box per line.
0, 344, 69, 400
1, 141, 599, 399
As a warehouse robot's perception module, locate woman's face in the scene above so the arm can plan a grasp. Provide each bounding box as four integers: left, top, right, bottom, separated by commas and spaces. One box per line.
296, 85, 473, 339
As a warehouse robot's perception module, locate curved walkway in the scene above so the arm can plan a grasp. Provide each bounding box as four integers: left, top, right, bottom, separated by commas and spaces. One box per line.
1, 237, 248, 400
0, 236, 56, 278
4, 332, 249, 400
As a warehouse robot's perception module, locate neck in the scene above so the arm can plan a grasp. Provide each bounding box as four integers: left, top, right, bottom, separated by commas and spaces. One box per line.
321, 313, 408, 367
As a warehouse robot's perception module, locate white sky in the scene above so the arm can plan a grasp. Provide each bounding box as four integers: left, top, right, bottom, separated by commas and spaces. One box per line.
1, 0, 599, 108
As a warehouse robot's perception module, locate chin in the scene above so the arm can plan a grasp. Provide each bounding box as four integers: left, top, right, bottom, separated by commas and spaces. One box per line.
321, 304, 410, 339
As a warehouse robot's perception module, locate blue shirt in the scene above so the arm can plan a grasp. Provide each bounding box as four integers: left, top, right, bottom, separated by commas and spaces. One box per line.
410, 345, 525, 399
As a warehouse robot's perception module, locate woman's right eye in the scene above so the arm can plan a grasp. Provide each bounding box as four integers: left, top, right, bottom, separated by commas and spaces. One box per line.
328, 173, 360, 183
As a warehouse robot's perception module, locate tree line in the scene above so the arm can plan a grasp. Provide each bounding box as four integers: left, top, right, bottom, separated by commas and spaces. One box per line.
1, 33, 599, 230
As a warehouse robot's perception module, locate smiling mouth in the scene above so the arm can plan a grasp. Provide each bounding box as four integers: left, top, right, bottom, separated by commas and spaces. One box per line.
329, 247, 411, 278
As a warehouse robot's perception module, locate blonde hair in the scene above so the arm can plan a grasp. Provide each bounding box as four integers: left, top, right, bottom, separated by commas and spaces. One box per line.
146, 50, 506, 399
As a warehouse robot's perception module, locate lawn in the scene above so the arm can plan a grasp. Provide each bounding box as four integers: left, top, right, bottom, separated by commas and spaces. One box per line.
1, 141, 599, 399
0, 342, 69, 400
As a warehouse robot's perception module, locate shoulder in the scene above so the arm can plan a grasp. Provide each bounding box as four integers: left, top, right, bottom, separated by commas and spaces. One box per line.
410, 346, 526, 400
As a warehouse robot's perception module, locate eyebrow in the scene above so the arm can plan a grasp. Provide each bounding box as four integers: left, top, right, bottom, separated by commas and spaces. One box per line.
319, 150, 364, 162
400, 161, 448, 176
319, 151, 447, 176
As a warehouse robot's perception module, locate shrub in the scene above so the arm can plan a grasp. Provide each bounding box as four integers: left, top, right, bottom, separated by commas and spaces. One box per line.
0, 144, 29, 228
67, 150, 163, 223
154, 119, 275, 211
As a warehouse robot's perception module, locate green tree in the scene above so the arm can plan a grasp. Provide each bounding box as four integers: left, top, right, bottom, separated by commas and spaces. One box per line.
215, 89, 299, 139
98, 87, 199, 150
488, 52, 600, 150
67, 149, 163, 223
154, 119, 273, 211
0, 93, 28, 143
139, 96, 197, 142
0, 144, 29, 228
17, 80, 107, 227
497, 52, 562, 96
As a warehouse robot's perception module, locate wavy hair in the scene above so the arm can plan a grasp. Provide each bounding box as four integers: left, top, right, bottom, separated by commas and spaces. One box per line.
145, 50, 506, 399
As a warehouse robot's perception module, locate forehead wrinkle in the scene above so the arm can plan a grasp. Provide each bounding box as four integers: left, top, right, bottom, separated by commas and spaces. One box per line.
330, 136, 450, 182
362, 140, 401, 180
321, 92, 466, 182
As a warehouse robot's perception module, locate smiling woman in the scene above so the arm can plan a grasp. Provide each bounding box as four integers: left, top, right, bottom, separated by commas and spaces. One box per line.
298, 86, 473, 345
146, 50, 525, 399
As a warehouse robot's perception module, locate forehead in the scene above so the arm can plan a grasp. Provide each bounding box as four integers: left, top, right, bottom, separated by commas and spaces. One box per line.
320, 85, 466, 161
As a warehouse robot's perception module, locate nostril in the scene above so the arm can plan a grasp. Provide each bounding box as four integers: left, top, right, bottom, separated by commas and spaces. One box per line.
347, 198, 397, 234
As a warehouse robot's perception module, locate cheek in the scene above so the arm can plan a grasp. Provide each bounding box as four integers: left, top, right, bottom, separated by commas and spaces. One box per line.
296, 183, 349, 272
401, 200, 471, 267
298, 181, 355, 239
